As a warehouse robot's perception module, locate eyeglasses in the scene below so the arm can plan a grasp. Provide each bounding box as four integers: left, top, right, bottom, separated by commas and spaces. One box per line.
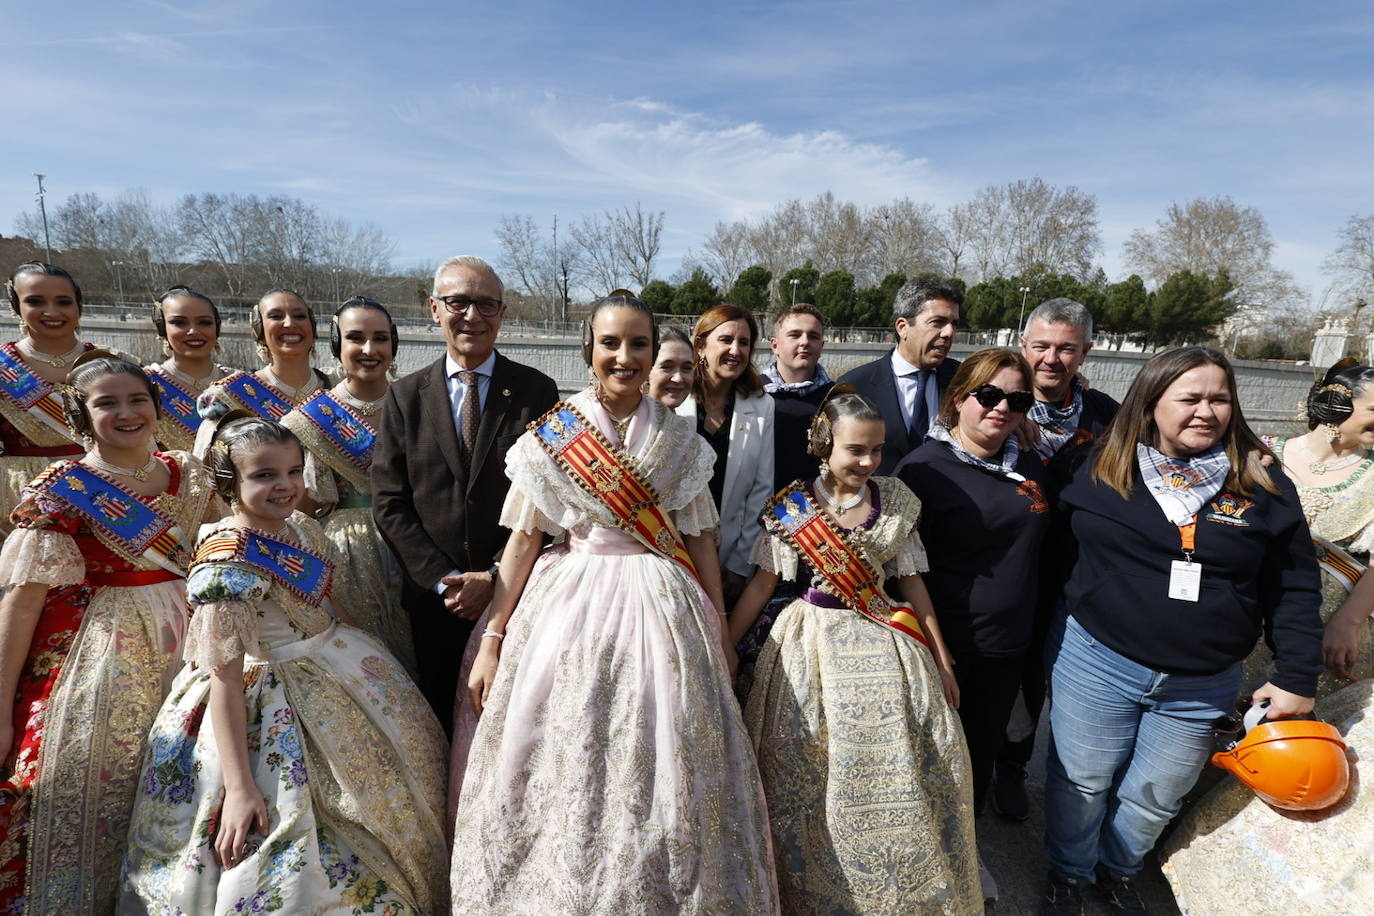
436, 296, 503, 317
968, 383, 1034, 413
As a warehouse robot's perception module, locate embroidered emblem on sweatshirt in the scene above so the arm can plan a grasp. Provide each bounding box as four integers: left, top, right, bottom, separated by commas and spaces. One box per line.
1204, 493, 1254, 526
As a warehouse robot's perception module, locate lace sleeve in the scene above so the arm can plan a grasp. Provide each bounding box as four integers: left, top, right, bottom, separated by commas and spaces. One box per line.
1351, 523, 1374, 557
673, 487, 720, 538
499, 485, 564, 536
747, 528, 799, 580
884, 528, 930, 578
303, 450, 339, 510
184, 563, 270, 669
0, 527, 85, 587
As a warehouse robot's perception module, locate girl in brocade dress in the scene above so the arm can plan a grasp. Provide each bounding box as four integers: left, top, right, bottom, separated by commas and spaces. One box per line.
120, 417, 449, 915
729, 390, 981, 914
144, 285, 236, 454
282, 298, 416, 675
0, 263, 93, 534
0, 353, 215, 913
451, 293, 777, 914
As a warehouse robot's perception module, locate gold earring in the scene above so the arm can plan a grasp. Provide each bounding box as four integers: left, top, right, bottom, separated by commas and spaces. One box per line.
255, 343, 270, 363
1322, 422, 1341, 442
18, 319, 31, 337
162, 340, 173, 357
388, 363, 399, 379
73, 318, 81, 337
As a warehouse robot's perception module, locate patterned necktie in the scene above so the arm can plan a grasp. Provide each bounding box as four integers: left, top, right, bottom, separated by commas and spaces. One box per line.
458, 370, 480, 465
908, 370, 929, 441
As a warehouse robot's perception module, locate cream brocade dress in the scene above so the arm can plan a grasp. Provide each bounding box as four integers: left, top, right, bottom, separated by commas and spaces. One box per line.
120, 514, 449, 916
449, 390, 778, 914
743, 476, 981, 915
1162, 437, 1374, 914
286, 383, 417, 677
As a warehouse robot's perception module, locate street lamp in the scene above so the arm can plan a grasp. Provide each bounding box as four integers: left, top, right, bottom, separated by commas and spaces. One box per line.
33, 174, 52, 263
111, 261, 125, 308
331, 268, 342, 303
790, 278, 799, 306
1017, 286, 1032, 337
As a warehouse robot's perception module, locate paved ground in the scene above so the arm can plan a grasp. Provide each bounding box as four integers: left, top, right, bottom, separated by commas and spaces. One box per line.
976, 705, 1183, 915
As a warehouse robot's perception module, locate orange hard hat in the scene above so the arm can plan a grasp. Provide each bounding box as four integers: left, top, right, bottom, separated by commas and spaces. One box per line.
1211, 702, 1350, 811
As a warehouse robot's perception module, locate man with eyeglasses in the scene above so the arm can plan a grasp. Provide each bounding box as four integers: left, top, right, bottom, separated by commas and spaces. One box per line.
838, 280, 963, 474
372, 254, 559, 734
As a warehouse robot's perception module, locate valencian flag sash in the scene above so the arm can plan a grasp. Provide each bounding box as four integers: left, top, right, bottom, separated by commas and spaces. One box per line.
0, 342, 81, 442
216, 372, 295, 420
532, 402, 700, 585
1314, 535, 1365, 596
294, 391, 375, 471
762, 483, 930, 649
35, 462, 192, 577
147, 368, 203, 435
193, 526, 333, 605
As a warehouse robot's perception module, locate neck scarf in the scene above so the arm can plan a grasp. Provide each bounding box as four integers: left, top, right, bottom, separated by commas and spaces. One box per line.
929, 420, 1026, 482
1029, 377, 1085, 460
762, 361, 834, 395
1136, 442, 1230, 525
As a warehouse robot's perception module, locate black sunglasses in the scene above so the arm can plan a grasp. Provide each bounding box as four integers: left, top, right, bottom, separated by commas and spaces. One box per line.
968, 383, 1034, 413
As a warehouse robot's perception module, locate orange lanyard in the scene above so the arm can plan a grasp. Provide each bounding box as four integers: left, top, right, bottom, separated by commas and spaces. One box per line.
1178, 517, 1197, 560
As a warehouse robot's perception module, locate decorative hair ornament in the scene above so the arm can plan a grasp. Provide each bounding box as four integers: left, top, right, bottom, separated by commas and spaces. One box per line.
1317, 382, 1354, 400
806, 381, 858, 455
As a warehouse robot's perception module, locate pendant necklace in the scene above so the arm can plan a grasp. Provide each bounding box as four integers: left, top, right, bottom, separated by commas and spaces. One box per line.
815, 476, 864, 512
86, 453, 158, 482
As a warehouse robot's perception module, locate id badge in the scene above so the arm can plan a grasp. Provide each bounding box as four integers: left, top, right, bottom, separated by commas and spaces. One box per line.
1168, 560, 1202, 602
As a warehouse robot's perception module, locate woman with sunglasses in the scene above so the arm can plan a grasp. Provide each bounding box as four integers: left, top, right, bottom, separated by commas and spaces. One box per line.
894, 346, 1051, 903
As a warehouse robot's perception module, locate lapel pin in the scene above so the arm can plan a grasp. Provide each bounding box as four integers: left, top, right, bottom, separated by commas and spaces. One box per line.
502, 388, 512, 397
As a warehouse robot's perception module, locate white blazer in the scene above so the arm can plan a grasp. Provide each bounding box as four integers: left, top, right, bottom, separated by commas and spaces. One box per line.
677, 391, 775, 577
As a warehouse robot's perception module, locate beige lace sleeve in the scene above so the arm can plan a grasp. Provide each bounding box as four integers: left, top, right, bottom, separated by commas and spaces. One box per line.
303, 450, 339, 510
0, 527, 86, 587
184, 601, 262, 670
1350, 523, 1374, 556
673, 487, 720, 538
499, 485, 564, 537
747, 528, 799, 580
884, 528, 930, 578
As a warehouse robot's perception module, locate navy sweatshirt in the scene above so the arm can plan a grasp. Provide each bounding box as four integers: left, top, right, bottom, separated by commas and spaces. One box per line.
1060, 455, 1324, 696
896, 440, 1052, 657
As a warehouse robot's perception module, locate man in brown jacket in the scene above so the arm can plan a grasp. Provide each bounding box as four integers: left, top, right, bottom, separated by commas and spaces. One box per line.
372, 255, 559, 733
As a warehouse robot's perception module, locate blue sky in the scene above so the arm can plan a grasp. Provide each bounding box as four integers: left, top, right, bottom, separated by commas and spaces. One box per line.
4, 0, 1371, 303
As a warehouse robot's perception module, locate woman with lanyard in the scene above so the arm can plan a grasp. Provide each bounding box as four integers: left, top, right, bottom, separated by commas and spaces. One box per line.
452, 292, 776, 912
675, 304, 775, 609
0, 263, 93, 535
144, 285, 236, 453
281, 297, 417, 676
1162, 360, 1374, 914
1041, 346, 1323, 916
0, 352, 216, 913
895, 346, 1052, 904
195, 288, 328, 432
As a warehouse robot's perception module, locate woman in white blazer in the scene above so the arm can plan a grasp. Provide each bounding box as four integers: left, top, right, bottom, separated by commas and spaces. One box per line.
676, 304, 775, 608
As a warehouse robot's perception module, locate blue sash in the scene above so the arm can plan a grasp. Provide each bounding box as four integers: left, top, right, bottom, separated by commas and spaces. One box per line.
0, 343, 75, 439
148, 369, 202, 435
221, 373, 294, 420
296, 391, 375, 470
242, 530, 333, 604
37, 462, 191, 575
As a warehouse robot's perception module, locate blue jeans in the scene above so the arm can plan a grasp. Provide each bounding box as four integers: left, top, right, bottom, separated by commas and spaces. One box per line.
1043, 614, 1239, 881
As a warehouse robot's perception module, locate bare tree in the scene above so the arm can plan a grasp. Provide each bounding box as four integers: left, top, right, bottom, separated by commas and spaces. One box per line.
1123, 196, 1296, 306
177, 193, 264, 297
493, 215, 564, 318
691, 220, 756, 292
611, 202, 664, 290
935, 205, 972, 279
957, 178, 1100, 282
872, 197, 944, 280
570, 213, 625, 297
1324, 214, 1374, 301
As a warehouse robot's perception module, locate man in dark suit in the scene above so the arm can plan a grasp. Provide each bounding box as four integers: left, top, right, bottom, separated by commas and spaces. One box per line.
372, 255, 559, 733
838, 280, 963, 474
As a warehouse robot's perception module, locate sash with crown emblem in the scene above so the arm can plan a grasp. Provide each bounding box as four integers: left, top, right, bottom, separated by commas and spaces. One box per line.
217, 372, 295, 420
0, 342, 82, 443
762, 483, 930, 649
281, 390, 374, 492
147, 367, 203, 436
35, 462, 193, 577
193, 526, 333, 605
531, 402, 700, 585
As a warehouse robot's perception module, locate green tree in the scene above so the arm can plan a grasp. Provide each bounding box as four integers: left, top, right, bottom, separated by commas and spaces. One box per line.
670, 268, 719, 317
857, 273, 908, 326
814, 270, 860, 328
1148, 269, 1236, 346
727, 265, 771, 313
962, 277, 1021, 329
778, 261, 819, 308
639, 279, 675, 315
1103, 274, 1150, 339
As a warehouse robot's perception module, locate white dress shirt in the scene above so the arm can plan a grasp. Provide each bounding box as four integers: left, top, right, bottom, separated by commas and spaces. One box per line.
433, 350, 498, 594
889, 349, 937, 435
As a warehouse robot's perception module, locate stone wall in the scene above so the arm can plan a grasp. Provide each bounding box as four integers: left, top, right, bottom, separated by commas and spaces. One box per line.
11, 317, 1312, 436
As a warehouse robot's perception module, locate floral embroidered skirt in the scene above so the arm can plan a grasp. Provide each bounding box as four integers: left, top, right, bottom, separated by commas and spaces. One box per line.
121, 624, 449, 915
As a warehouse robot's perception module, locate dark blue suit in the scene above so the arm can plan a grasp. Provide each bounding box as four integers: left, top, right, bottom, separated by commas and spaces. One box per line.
838, 350, 961, 475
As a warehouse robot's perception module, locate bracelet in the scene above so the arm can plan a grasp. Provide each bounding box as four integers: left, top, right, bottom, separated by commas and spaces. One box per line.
481, 630, 505, 641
